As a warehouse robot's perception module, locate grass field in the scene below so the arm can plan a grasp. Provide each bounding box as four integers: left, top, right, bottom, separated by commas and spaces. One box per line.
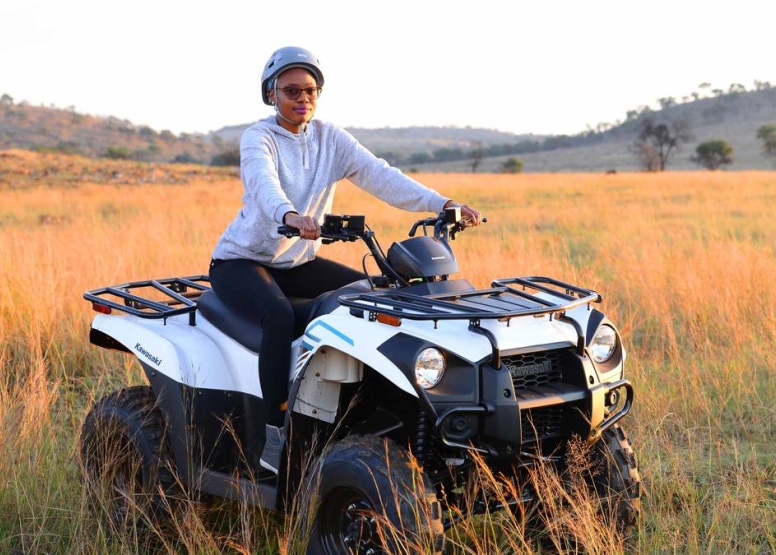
1, 149, 774, 553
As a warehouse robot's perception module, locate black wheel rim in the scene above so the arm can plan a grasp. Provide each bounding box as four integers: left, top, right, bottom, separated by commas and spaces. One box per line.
319, 487, 384, 555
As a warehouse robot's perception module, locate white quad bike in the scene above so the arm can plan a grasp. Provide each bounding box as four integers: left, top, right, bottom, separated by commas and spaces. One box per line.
80, 208, 641, 554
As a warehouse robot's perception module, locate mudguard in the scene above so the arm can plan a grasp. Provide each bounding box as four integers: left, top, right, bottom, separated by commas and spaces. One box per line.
90, 313, 233, 390
297, 311, 416, 395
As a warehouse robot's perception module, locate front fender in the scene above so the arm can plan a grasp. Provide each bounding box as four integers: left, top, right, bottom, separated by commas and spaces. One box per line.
295, 312, 417, 395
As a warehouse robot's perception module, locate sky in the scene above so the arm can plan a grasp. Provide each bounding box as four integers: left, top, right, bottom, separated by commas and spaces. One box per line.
1, 0, 774, 138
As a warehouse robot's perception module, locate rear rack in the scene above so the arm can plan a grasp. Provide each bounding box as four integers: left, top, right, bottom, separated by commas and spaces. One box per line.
338, 276, 601, 323
84, 275, 210, 325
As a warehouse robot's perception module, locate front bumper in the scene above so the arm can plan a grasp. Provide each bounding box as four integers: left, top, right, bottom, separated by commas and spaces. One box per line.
435, 377, 634, 458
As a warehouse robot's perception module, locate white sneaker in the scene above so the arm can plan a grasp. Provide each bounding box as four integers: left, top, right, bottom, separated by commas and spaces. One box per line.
259, 424, 284, 474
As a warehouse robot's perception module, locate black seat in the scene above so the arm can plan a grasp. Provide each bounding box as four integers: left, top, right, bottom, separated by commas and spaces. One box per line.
196, 279, 374, 353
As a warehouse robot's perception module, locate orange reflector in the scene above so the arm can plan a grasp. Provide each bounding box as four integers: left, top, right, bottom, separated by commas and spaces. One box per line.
376, 313, 401, 327
92, 302, 111, 314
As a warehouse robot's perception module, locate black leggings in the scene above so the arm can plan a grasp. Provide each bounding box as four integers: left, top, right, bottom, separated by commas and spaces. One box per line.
209, 257, 363, 425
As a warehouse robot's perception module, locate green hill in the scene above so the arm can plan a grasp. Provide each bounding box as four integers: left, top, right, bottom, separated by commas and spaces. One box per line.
395, 88, 776, 173
2, 86, 775, 172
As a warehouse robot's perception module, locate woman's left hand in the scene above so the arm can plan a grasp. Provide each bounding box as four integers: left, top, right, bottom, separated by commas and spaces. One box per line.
444, 200, 483, 226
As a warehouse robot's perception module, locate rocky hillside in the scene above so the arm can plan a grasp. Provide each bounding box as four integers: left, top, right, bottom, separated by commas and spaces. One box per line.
0, 100, 227, 164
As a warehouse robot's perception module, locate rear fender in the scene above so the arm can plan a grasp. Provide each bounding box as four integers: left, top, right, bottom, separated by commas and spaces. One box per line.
89, 313, 232, 390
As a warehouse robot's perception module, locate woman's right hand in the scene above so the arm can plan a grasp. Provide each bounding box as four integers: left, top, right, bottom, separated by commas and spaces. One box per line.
284, 213, 321, 240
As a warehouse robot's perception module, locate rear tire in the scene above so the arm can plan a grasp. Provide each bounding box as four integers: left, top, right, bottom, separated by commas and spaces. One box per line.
303, 435, 445, 555
80, 386, 176, 542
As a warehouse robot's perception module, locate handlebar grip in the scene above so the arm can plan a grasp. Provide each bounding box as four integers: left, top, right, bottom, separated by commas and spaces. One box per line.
277, 225, 299, 238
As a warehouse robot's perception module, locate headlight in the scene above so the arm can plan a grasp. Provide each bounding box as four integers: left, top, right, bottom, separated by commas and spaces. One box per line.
415, 348, 446, 389
589, 325, 617, 364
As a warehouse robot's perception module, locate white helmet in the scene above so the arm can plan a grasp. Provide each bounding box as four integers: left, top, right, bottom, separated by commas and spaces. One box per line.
261, 46, 324, 105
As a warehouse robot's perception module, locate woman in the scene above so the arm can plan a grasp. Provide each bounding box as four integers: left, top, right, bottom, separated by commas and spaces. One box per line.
210, 46, 481, 474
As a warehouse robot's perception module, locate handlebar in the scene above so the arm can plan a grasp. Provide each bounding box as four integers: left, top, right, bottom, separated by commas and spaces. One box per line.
409, 207, 487, 241
277, 225, 299, 238
277, 210, 485, 287
278, 214, 367, 244
278, 209, 485, 244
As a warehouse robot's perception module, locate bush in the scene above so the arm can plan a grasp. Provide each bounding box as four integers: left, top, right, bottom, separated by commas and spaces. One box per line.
104, 146, 130, 160
33, 141, 84, 156
501, 157, 524, 174
691, 140, 733, 170
172, 153, 201, 164
210, 149, 240, 167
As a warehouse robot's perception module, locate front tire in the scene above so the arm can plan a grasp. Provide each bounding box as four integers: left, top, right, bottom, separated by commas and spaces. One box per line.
80, 386, 176, 540
304, 435, 445, 555
591, 424, 642, 534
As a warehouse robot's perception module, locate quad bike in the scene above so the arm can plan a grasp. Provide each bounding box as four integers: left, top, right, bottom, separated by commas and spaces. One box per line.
80, 208, 641, 554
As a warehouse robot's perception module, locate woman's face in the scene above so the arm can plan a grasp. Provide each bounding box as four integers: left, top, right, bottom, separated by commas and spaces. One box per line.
268, 68, 319, 133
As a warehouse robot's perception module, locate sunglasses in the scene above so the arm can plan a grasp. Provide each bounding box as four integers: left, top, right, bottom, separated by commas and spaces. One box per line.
279, 86, 322, 101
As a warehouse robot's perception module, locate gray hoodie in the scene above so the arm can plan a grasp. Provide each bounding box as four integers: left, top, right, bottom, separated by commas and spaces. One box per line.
212, 116, 450, 268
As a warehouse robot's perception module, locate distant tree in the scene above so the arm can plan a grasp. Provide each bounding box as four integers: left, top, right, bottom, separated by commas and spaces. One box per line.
501, 157, 524, 174
691, 140, 733, 170
159, 130, 176, 143
211, 148, 240, 166
433, 147, 464, 162
130, 148, 153, 161
756, 124, 776, 163
105, 146, 130, 160
409, 151, 432, 165
728, 83, 746, 94
138, 126, 157, 139
469, 141, 485, 173
753, 80, 772, 91
631, 117, 692, 171
172, 152, 201, 164
0, 93, 13, 105
626, 105, 653, 122
658, 97, 676, 109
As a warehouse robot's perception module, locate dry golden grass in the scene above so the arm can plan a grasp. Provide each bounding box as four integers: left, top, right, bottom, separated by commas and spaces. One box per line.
1, 149, 775, 553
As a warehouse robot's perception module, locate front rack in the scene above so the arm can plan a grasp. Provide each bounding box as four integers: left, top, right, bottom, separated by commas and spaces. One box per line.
339, 276, 601, 367
84, 275, 211, 324
338, 276, 601, 323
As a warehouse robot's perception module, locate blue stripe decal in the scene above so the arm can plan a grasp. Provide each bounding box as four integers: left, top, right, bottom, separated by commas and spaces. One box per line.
305, 330, 321, 343
301, 340, 314, 351
308, 321, 354, 346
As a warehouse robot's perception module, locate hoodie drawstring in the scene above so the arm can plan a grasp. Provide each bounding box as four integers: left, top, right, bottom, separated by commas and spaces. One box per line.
301, 130, 309, 170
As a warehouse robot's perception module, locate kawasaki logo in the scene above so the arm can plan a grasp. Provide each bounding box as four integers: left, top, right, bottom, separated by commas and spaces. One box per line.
135, 343, 162, 366
507, 359, 552, 377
